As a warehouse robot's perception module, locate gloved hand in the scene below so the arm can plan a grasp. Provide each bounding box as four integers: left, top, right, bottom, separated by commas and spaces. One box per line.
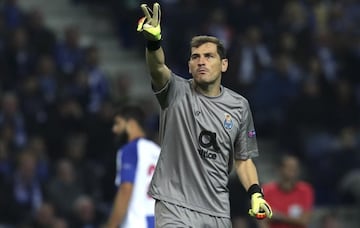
248, 192, 273, 219
137, 2, 162, 41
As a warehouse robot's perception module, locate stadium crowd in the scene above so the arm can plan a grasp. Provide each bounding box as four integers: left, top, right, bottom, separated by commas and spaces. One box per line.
0, 0, 359, 227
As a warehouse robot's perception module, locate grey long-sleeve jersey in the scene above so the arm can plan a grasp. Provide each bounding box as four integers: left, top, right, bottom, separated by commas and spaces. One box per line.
148, 73, 259, 218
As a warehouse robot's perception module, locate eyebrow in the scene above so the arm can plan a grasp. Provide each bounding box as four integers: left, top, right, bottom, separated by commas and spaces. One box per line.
191, 52, 216, 58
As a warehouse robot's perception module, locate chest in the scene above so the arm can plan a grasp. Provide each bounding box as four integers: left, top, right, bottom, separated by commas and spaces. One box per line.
177, 93, 241, 147
269, 191, 307, 217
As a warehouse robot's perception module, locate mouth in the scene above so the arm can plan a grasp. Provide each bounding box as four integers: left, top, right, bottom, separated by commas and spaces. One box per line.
197, 68, 208, 74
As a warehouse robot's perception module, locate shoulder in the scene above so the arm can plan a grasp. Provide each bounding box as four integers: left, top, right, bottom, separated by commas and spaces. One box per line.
138, 138, 160, 149
295, 181, 314, 193
262, 182, 278, 192
121, 139, 140, 154
223, 87, 250, 106
172, 72, 192, 85
137, 138, 161, 155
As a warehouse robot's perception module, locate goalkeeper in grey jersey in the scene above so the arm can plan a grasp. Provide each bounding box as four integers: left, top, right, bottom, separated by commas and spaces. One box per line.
137, 3, 272, 227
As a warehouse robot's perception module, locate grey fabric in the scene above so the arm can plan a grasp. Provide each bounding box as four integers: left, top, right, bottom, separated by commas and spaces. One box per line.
149, 73, 259, 218
155, 200, 232, 228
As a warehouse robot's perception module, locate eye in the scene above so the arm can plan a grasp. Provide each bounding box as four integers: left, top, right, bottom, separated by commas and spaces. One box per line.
191, 54, 199, 60
205, 54, 214, 59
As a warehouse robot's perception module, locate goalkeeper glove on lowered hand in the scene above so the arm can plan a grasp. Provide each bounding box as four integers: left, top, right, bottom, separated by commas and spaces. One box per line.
248, 184, 273, 220
137, 2, 162, 41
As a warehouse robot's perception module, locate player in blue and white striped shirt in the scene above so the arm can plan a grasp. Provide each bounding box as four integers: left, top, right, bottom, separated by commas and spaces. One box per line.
106, 105, 160, 228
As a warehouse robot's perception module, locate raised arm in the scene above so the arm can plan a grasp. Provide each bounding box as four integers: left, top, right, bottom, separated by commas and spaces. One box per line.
137, 3, 171, 90
146, 46, 171, 90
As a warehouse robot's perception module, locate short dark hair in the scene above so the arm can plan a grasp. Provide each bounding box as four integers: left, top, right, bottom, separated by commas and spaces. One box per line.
114, 105, 146, 130
190, 35, 227, 59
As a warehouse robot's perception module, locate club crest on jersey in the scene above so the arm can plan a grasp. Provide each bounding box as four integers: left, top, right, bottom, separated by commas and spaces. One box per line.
248, 129, 256, 138
223, 113, 233, 130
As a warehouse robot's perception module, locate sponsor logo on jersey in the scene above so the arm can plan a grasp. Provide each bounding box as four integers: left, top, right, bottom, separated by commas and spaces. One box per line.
198, 130, 220, 160
198, 148, 217, 159
223, 113, 233, 130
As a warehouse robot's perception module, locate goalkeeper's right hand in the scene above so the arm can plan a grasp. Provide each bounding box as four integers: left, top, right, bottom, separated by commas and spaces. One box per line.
137, 2, 162, 41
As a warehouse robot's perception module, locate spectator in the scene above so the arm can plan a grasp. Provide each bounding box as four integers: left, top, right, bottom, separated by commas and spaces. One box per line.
30, 202, 57, 228
0, 92, 27, 150
52, 217, 69, 228
248, 53, 300, 136
26, 135, 50, 182
19, 75, 48, 136
83, 45, 110, 114
45, 158, 84, 219
62, 69, 90, 108
236, 26, 272, 86
25, 8, 56, 56
45, 97, 86, 158
63, 132, 103, 203
2, 0, 24, 29
4, 27, 35, 89
0, 139, 13, 180
54, 25, 85, 76
69, 195, 103, 228
0, 152, 44, 225
319, 211, 344, 228
0, 11, 8, 77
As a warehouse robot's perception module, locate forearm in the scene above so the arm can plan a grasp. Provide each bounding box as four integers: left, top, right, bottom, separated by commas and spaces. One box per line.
145, 45, 171, 89
235, 159, 259, 191
106, 194, 127, 227
106, 185, 132, 228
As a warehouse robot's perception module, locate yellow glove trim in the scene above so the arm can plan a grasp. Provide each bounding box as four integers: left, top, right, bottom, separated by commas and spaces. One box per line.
249, 192, 273, 219
137, 3, 162, 41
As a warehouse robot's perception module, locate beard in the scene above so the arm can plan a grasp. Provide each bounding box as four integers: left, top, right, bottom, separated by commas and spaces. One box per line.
114, 131, 128, 148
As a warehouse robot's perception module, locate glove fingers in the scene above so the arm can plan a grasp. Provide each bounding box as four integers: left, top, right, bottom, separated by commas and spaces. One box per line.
252, 202, 260, 214
260, 203, 272, 217
248, 209, 255, 216
152, 3, 161, 26
137, 17, 145, 32
141, 4, 152, 22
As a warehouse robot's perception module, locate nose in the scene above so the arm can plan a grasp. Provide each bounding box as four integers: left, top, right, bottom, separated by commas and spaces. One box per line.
198, 56, 206, 66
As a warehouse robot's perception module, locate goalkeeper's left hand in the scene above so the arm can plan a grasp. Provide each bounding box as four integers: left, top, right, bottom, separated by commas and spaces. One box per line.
248, 192, 273, 219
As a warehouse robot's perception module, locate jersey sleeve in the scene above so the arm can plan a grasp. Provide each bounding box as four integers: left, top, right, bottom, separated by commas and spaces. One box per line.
152, 73, 185, 109
115, 142, 138, 185
234, 99, 259, 160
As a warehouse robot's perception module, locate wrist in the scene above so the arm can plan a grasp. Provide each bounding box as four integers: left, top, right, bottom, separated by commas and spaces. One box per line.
247, 184, 263, 198
147, 40, 161, 51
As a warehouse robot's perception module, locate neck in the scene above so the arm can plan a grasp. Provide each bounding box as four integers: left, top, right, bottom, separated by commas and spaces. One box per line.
279, 180, 296, 191
128, 129, 145, 142
193, 81, 221, 97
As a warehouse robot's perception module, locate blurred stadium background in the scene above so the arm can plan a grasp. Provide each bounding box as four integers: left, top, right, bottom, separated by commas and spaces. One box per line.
0, 0, 359, 227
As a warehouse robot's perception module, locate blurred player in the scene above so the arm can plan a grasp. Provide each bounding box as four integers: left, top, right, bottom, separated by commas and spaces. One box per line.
136, 2, 272, 227
105, 105, 160, 228
258, 154, 314, 228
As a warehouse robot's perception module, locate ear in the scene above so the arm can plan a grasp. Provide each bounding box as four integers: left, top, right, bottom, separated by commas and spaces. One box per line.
127, 118, 141, 133
221, 58, 228, 73
188, 60, 191, 74
125, 119, 134, 132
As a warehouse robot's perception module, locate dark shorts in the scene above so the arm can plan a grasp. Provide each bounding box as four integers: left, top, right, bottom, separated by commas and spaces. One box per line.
155, 200, 232, 228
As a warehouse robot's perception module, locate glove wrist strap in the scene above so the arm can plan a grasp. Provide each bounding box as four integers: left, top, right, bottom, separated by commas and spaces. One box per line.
147, 40, 161, 51
247, 184, 263, 198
